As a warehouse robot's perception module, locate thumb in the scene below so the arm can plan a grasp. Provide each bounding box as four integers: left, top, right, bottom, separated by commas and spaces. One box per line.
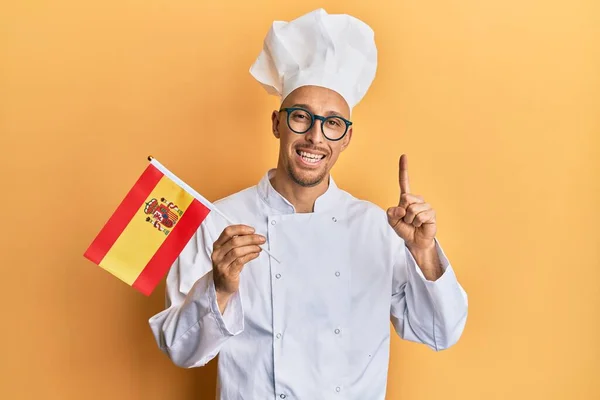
387, 206, 406, 220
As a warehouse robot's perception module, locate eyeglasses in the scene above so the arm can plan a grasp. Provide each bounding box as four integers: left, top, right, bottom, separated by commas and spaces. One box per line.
279, 107, 352, 141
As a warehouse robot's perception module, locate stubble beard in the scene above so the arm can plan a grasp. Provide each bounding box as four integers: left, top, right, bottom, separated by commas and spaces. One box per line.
286, 161, 328, 187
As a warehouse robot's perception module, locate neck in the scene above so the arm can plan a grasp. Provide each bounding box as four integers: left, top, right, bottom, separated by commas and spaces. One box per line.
270, 166, 330, 213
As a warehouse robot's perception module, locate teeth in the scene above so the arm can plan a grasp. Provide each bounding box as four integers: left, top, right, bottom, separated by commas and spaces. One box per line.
302, 156, 319, 163
299, 151, 324, 160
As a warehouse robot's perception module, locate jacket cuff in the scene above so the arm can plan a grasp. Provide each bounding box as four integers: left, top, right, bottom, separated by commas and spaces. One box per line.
207, 279, 244, 336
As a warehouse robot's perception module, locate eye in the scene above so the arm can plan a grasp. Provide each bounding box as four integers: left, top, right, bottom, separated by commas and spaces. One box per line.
327, 118, 343, 127
290, 110, 311, 121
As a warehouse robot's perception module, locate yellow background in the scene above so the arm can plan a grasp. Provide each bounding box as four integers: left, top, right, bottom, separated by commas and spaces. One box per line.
1, 1, 598, 399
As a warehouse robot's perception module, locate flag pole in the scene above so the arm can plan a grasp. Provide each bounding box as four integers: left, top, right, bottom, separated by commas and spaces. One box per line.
148, 156, 280, 263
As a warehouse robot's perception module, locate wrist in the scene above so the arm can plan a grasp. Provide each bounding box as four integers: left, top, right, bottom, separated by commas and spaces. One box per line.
407, 240, 443, 280
215, 289, 233, 315
407, 239, 436, 257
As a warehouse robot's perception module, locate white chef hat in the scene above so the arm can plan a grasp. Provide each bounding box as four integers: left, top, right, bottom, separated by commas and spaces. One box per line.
249, 8, 378, 112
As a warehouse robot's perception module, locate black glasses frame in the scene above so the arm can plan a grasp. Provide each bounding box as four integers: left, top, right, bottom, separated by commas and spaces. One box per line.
279, 107, 352, 141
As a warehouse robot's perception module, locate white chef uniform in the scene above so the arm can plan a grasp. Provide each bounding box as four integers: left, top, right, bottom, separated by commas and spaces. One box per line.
148, 170, 468, 399
149, 8, 468, 400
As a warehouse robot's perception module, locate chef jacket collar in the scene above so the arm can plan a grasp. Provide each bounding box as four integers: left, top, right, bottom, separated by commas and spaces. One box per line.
258, 168, 341, 214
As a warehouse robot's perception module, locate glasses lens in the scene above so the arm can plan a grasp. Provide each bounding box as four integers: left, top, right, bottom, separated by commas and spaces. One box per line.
322, 117, 347, 140
288, 109, 312, 133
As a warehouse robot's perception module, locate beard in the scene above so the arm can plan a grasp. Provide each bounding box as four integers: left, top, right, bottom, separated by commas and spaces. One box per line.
286, 161, 328, 187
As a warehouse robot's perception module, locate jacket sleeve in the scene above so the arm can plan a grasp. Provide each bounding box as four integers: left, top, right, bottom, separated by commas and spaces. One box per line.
148, 219, 245, 368
390, 237, 468, 351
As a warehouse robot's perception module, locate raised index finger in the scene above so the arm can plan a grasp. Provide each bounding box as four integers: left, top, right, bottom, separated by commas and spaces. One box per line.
399, 154, 411, 195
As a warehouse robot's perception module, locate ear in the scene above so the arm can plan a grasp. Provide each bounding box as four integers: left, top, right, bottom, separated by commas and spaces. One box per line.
271, 111, 281, 139
340, 127, 353, 152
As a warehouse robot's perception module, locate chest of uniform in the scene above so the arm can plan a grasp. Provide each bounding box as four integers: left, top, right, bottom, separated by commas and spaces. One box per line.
239, 212, 391, 327
267, 212, 350, 281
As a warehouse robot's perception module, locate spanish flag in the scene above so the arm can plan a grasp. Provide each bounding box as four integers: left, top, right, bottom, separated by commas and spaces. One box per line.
84, 158, 211, 295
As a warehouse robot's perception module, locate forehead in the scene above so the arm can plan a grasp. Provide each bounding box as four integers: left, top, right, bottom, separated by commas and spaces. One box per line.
282, 85, 350, 117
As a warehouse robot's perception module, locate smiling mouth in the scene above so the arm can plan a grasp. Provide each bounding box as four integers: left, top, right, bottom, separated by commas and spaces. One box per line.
296, 149, 326, 165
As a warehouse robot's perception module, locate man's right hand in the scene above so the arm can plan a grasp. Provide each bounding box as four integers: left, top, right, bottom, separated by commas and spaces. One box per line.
211, 224, 266, 313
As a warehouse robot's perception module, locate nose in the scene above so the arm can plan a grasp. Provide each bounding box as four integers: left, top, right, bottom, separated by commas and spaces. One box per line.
304, 118, 325, 144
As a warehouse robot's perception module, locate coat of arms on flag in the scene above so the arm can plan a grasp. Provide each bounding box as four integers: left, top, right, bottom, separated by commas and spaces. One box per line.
83, 157, 212, 296
144, 197, 183, 234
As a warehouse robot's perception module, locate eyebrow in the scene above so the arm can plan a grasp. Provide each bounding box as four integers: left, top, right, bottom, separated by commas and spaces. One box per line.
290, 103, 347, 119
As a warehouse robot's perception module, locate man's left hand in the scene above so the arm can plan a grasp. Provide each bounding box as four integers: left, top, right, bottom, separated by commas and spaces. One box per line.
386, 154, 437, 251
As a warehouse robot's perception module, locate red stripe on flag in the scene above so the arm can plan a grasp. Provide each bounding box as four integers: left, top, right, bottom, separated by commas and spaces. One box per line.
84, 164, 164, 265
132, 199, 211, 296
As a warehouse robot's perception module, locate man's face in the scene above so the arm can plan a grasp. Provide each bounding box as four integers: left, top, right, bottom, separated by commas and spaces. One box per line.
271, 85, 353, 187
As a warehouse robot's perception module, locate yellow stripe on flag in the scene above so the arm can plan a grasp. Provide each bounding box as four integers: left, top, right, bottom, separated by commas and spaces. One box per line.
99, 175, 195, 285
